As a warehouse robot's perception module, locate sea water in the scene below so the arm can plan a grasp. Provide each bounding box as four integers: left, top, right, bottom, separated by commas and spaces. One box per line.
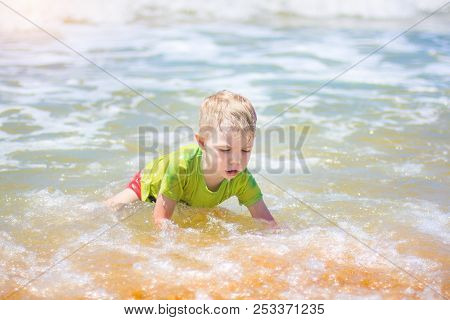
0, 0, 449, 299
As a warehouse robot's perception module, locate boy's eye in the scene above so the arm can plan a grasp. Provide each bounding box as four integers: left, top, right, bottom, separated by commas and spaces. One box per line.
218, 148, 251, 152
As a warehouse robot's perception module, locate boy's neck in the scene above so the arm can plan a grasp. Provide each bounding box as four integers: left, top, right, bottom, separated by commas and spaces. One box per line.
201, 157, 225, 192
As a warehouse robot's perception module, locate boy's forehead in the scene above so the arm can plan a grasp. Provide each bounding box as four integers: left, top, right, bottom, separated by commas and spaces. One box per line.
210, 128, 253, 146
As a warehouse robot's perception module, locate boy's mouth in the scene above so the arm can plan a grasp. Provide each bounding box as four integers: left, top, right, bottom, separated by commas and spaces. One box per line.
225, 169, 239, 176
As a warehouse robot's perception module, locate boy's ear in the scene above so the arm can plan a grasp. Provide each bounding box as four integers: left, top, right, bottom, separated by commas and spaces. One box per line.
195, 133, 206, 150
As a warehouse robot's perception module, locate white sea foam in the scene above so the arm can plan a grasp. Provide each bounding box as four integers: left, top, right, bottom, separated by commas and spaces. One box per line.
393, 163, 424, 176
400, 200, 450, 244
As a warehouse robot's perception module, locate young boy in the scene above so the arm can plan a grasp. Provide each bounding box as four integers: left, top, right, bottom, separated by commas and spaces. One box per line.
105, 90, 277, 227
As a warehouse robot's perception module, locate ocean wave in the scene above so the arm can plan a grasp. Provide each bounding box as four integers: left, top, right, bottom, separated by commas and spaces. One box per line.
0, 0, 448, 31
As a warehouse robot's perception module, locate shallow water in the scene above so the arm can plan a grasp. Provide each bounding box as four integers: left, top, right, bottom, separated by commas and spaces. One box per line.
1, 1, 449, 299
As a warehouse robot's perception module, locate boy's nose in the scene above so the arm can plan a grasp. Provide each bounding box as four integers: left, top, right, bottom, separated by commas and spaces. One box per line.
230, 151, 241, 165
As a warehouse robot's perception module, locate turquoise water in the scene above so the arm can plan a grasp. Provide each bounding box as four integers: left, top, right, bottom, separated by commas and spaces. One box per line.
0, 2, 449, 299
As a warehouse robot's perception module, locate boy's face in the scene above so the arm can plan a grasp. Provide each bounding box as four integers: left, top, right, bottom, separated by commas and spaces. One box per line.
197, 128, 254, 180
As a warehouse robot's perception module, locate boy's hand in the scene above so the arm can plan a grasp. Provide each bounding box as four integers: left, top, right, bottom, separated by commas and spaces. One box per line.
153, 193, 177, 228
104, 188, 139, 211
247, 199, 277, 227
155, 218, 179, 233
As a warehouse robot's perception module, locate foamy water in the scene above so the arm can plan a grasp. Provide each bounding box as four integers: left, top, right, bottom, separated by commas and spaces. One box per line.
0, 1, 449, 299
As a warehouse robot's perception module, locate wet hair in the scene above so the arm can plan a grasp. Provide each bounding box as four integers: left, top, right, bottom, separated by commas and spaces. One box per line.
198, 90, 257, 142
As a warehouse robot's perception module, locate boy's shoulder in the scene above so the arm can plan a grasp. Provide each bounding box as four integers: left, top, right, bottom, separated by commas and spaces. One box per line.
163, 143, 201, 175
169, 142, 201, 161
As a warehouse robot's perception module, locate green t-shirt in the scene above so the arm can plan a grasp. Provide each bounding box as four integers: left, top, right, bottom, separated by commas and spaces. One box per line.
140, 143, 263, 208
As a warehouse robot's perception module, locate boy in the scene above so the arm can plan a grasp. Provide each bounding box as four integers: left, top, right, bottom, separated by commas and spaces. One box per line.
105, 90, 277, 227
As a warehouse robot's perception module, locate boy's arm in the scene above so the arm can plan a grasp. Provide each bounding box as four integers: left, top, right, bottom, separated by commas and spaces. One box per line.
153, 193, 177, 227
104, 188, 140, 211
247, 199, 277, 227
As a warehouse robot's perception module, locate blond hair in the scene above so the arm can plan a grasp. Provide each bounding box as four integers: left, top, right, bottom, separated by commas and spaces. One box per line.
199, 90, 257, 141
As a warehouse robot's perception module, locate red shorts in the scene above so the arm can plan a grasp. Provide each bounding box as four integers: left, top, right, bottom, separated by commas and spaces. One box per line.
127, 170, 156, 202
127, 170, 142, 200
